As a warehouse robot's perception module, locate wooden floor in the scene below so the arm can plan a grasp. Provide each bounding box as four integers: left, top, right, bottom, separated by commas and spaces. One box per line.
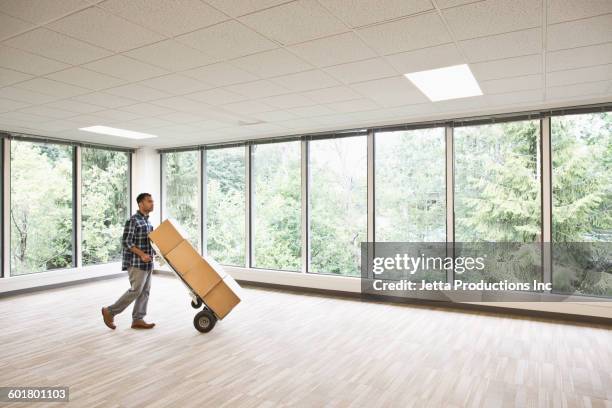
1, 274, 611, 408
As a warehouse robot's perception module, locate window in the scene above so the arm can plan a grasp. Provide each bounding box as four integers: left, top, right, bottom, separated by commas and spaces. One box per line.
309, 136, 367, 276
206, 147, 245, 266
454, 120, 541, 283
11, 141, 73, 275
82, 148, 129, 265
252, 142, 301, 271
375, 128, 446, 242
163, 151, 200, 251
551, 112, 612, 296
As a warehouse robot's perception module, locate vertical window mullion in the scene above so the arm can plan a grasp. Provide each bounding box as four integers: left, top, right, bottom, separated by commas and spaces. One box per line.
245, 144, 252, 268
2, 138, 8, 277
74, 146, 82, 268
201, 149, 207, 256
301, 139, 309, 273
445, 125, 454, 284
541, 117, 552, 290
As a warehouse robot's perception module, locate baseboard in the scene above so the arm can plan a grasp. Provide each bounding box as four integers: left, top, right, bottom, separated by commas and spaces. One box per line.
0, 272, 126, 298
235, 279, 612, 327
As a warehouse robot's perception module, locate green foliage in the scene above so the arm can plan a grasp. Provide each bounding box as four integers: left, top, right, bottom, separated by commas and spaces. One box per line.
82, 148, 129, 265
11, 142, 73, 275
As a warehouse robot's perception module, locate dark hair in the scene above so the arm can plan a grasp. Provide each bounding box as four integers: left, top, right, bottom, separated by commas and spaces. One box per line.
136, 193, 152, 204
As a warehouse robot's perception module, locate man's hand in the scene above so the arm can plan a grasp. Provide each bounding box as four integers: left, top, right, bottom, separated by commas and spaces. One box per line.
140, 254, 152, 263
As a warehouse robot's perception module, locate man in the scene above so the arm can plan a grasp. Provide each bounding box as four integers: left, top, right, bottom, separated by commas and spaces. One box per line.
102, 193, 156, 330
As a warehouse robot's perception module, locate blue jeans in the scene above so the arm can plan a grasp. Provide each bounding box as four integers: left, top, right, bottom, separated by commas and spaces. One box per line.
108, 266, 152, 320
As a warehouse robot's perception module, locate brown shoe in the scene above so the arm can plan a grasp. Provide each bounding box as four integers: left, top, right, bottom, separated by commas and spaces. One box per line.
131, 319, 155, 329
101, 307, 116, 330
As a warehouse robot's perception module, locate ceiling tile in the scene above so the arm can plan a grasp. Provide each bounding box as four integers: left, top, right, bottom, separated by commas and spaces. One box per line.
230, 48, 313, 78
138, 74, 212, 95
0, 45, 69, 75
71, 92, 139, 108
442, 0, 541, 40
33, 119, 83, 132
239, 0, 348, 45
470, 54, 542, 81
0, 97, 31, 112
99, 0, 228, 36
302, 86, 362, 103
45, 67, 126, 90
47, 6, 164, 52
125, 39, 220, 72
357, 12, 451, 55
90, 109, 142, 121
480, 74, 542, 94
157, 112, 205, 124
435, 0, 481, 8
204, 0, 289, 17
16, 105, 76, 119
288, 32, 376, 67
185, 88, 249, 105
0, 110, 51, 123
43, 99, 103, 114
546, 64, 612, 87
0, 0, 95, 24
0, 86, 59, 103
117, 117, 175, 129
0, 66, 33, 87
386, 43, 465, 73
547, 14, 612, 51
121, 103, 176, 116
14, 77, 90, 98
459, 28, 541, 62
323, 57, 397, 84
547, 43, 612, 72
250, 110, 298, 122
0, 12, 34, 39
84, 55, 169, 81
176, 20, 277, 60
104, 83, 171, 102
221, 100, 275, 114
183, 62, 258, 87
226, 80, 290, 98
548, 0, 612, 24
287, 104, 335, 117
319, 0, 433, 28
152, 96, 213, 114
270, 69, 340, 91
261, 93, 316, 108
4, 28, 111, 64
324, 98, 379, 113
350, 76, 428, 107
485, 89, 544, 106
546, 79, 610, 100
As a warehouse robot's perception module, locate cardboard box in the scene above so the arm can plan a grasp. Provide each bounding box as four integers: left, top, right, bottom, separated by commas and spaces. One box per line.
150, 218, 241, 319
148, 219, 184, 255
203, 275, 242, 319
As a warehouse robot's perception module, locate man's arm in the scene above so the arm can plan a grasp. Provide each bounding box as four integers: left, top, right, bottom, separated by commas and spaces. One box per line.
122, 219, 151, 262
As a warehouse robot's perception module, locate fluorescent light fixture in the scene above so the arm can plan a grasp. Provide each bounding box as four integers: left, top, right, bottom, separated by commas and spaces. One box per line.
79, 125, 158, 139
404, 64, 482, 102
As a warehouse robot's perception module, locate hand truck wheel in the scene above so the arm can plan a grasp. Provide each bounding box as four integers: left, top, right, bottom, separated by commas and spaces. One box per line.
193, 309, 216, 333
191, 298, 203, 309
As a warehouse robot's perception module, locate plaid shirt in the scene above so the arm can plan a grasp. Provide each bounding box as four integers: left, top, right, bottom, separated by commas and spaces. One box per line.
121, 210, 155, 271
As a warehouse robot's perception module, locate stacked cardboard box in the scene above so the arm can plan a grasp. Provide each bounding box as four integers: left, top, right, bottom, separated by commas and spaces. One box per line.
149, 219, 241, 319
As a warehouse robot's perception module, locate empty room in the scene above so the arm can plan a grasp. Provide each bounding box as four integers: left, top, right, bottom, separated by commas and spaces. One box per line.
0, 0, 611, 407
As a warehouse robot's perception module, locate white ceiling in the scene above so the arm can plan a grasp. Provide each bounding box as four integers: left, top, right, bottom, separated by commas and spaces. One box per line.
0, 0, 610, 149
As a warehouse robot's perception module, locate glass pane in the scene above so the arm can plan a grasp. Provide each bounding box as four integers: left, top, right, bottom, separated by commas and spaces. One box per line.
454, 120, 541, 283
11, 141, 73, 275
552, 112, 612, 296
164, 151, 200, 250
309, 137, 367, 276
82, 148, 129, 266
252, 142, 301, 271
375, 128, 446, 242
206, 147, 245, 266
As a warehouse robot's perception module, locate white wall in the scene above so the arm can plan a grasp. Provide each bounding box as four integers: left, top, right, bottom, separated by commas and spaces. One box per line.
131, 146, 161, 227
